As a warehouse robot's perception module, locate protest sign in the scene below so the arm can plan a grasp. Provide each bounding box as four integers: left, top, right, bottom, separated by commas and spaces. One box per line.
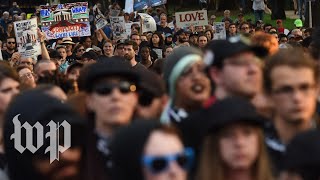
134, 0, 148, 11
110, 16, 127, 40
150, 0, 167, 7
213, 22, 226, 40
138, 13, 156, 33
95, 18, 108, 30
125, 0, 134, 13
40, 2, 91, 39
175, 10, 208, 28
110, 9, 121, 17
14, 18, 41, 58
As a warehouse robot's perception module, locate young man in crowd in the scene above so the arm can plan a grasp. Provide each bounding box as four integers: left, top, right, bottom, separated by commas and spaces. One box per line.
123, 40, 145, 70
2, 37, 17, 61
204, 36, 263, 105
263, 49, 319, 175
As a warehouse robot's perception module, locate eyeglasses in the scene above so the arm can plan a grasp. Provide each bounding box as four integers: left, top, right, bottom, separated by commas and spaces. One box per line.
7, 42, 15, 44
93, 81, 136, 95
19, 72, 34, 79
78, 49, 85, 52
19, 61, 33, 65
142, 148, 194, 174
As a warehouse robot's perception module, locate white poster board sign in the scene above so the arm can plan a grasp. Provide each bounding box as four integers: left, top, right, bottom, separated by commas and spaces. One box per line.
175, 10, 208, 28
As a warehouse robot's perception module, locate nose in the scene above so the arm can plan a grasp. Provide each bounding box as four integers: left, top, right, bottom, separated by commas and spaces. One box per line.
59, 148, 82, 163
109, 88, 123, 101
166, 160, 186, 179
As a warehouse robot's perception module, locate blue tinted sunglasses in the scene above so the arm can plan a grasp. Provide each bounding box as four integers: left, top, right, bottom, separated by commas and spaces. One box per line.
142, 147, 194, 174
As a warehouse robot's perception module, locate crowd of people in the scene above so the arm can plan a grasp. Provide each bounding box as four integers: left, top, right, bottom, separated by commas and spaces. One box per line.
0, 1, 318, 180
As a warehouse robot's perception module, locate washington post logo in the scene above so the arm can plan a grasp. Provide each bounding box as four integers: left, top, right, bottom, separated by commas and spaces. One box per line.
10, 114, 71, 163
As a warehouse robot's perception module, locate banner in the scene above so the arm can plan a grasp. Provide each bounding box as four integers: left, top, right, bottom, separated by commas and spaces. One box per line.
175, 10, 208, 28
138, 13, 156, 33
134, 0, 149, 11
14, 18, 41, 58
110, 16, 127, 40
40, 2, 91, 40
150, 0, 167, 7
213, 22, 226, 40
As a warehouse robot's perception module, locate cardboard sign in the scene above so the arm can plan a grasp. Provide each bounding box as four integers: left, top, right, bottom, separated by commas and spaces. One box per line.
213, 22, 226, 40
175, 10, 208, 28
138, 13, 156, 33
14, 18, 41, 58
96, 18, 108, 29
40, 2, 91, 39
110, 16, 127, 40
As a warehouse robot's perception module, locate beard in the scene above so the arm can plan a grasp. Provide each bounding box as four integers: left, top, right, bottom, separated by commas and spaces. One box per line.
179, 38, 188, 43
124, 54, 133, 61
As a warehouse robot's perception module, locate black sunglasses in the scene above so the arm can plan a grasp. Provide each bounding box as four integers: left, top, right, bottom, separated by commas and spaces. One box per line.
7, 42, 15, 44
93, 81, 136, 95
139, 90, 156, 106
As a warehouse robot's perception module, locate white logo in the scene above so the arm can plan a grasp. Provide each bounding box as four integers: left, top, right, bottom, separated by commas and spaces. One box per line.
10, 114, 71, 163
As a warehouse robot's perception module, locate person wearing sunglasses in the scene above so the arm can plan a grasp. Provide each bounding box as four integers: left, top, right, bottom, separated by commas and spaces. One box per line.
196, 97, 273, 180
136, 70, 167, 119
2, 37, 17, 61
111, 120, 194, 180
83, 56, 140, 179
73, 44, 86, 62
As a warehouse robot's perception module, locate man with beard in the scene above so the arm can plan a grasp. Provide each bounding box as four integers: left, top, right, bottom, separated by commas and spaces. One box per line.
123, 40, 145, 70
4, 91, 86, 180
175, 29, 189, 47
2, 37, 17, 61
263, 49, 320, 176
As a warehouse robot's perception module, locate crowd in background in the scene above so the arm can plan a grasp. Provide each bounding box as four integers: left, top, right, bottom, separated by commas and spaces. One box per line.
0, 1, 317, 180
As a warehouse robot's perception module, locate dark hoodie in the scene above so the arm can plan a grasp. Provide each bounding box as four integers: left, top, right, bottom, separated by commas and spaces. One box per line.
4, 90, 86, 180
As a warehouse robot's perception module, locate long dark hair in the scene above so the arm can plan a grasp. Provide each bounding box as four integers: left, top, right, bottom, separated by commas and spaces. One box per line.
149, 32, 164, 49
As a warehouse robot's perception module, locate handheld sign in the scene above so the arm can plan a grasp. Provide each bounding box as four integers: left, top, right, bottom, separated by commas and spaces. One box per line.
175, 10, 208, 28
14, 18, 41, 58
40, 2, 91, 40
138, 13, 156, 33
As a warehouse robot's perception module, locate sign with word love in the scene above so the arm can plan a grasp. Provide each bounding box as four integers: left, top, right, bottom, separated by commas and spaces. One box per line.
175, 10, 208, 28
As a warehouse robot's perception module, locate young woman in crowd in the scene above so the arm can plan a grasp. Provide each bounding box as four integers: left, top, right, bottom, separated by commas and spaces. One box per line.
196, 97, 274, 180
111, 121, 194, 180
204, 30, 214, 41
102, 40, 114, 57
149, 32, 165, 59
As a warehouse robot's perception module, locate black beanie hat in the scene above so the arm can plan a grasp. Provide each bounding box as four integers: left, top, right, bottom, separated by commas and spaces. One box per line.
111, 121, 162, 180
